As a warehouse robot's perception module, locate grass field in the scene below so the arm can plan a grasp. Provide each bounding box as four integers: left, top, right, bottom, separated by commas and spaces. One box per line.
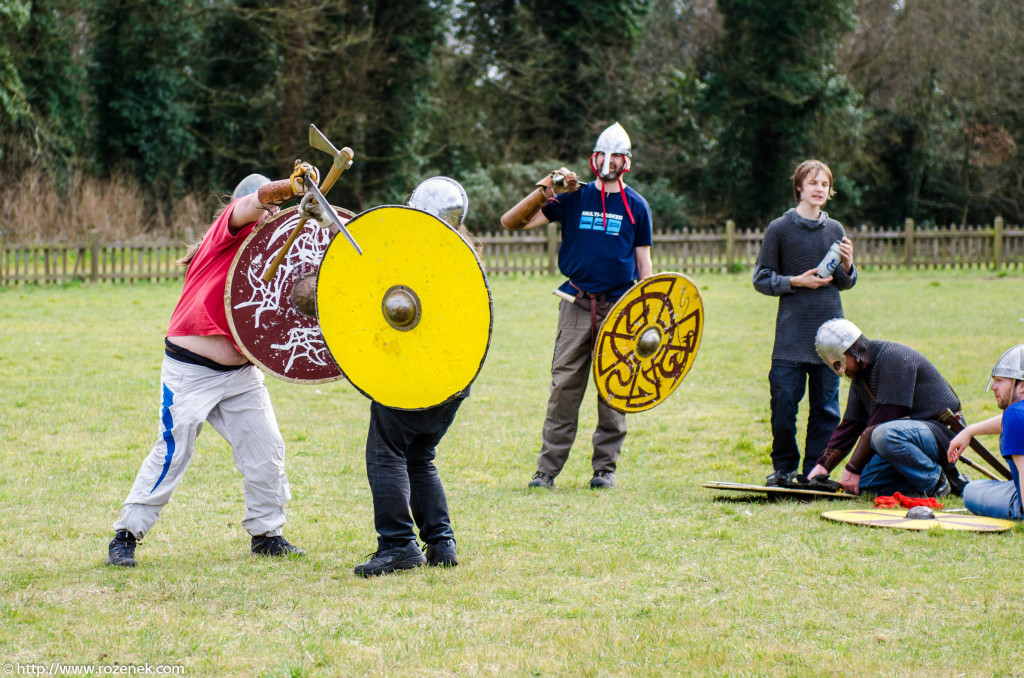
1, 269, 1023, 677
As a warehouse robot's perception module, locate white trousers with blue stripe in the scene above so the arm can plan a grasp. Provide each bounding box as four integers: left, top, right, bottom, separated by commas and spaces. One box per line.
113, 356, 291, 539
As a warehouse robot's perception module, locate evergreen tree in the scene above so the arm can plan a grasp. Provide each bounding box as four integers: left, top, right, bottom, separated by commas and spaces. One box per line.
700, 0, 857, 227
358, 0, 447, 205
190, 0, 286, 195
525, 0, 648, 157
89, 0, 199, 195
0, 0, 86, 174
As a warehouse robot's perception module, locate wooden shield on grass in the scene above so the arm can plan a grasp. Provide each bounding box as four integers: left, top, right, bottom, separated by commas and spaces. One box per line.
703, 481, 855, 500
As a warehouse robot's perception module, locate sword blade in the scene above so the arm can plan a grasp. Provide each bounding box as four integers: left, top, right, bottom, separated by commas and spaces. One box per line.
305, 179, 362, 255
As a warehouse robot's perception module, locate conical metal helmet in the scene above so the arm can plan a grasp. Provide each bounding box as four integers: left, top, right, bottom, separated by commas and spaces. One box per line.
988, 344, 1024, 389
408, 176, 469, 228
815, 318, 863, 374
232, 173, 270, 200
593, 122, 632, 177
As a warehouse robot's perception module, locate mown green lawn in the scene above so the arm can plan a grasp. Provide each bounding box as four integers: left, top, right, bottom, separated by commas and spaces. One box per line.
1, 269, 1022, 677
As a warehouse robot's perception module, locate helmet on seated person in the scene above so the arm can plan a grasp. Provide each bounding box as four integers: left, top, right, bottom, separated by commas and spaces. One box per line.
988, 344, 1024, 390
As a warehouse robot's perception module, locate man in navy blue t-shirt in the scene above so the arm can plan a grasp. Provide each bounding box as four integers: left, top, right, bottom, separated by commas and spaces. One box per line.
949, 345, 1024, 520
501, 122, 653, 490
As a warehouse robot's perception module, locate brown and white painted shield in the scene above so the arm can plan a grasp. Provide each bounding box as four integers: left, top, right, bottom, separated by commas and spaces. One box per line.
225, 204, 354, 383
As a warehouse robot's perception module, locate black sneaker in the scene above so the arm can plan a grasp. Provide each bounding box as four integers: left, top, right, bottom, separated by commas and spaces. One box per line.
765, 470, 796, 487
528, 471, 555, 489
424, 538, 458, 567
354, 542, 426, 577
251, 534, 305, 557
105, 530, 138, 567
590, 471, 616, 489
944, 468, 971, 497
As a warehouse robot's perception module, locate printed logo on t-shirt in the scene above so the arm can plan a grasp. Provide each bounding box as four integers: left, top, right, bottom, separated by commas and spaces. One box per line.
579, 210, 623, 235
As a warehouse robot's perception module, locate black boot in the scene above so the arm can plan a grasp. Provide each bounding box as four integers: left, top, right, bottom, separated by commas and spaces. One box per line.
943, 466, 971, 497
765, 470, 796, 487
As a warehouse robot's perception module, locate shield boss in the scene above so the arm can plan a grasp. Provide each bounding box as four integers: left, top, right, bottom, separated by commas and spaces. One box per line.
317, 206, 492, 410
593, 272, 704, 413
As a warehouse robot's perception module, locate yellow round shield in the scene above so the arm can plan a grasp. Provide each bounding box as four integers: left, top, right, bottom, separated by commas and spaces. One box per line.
316, 206, 492, 410
822, 508, 1015, 532
593, 272, 704, 413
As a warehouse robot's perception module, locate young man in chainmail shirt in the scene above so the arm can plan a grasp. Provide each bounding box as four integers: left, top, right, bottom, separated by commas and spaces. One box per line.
810, 319, 967, 497
753, 160, 856, 486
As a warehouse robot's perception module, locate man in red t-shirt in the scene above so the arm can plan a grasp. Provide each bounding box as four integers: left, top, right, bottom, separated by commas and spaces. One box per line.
106, 169, 314, 567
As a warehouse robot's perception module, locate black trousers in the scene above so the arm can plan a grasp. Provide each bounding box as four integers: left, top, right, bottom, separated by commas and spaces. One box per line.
365, 397, 464, 549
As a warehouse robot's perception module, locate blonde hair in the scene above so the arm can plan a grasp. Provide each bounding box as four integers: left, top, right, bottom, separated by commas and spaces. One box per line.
792, 160, 836, 202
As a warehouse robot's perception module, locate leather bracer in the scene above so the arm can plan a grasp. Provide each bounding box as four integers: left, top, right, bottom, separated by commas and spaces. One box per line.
257, 179, 295, 208
500, 188, 549, 231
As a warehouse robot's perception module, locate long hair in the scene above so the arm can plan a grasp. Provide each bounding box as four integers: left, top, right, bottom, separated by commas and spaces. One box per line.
176, 203, 229, 267
178, 196, 276, 267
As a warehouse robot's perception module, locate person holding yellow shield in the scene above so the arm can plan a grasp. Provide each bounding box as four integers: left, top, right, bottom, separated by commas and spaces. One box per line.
501, 122, 653, 490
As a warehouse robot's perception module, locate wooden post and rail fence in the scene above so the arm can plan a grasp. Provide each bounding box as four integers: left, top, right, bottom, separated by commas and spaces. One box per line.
0, 218, 1021, 286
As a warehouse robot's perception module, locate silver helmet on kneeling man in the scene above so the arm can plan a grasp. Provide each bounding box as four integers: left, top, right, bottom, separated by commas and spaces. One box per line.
816, 318, 864, 375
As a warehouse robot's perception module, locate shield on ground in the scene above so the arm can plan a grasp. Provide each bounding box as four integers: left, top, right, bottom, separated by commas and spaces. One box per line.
821, 508, 1015, 532
593, 272, 704, 413
316, 206, 492, 410
702, 481, 855, 500
226, 204, 354, 383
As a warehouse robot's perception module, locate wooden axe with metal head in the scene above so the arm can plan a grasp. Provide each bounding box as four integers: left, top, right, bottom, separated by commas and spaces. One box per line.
309, 123, 354, 196
262, 126, 358, 282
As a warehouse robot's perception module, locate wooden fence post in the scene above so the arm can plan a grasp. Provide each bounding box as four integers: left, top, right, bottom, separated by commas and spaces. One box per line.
0, 230, 4, 286
994, 216, 1004, 269
90, 229, 99, 283
725, 219, 736, 272
546, 222, 558, 275
904, 218, 914, 267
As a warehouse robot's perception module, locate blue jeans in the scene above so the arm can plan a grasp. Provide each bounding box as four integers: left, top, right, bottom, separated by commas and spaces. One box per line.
860, 420, 943, 495
365, 397, 463, 549
963, 479, 1024, 520
768, 361, 840, 474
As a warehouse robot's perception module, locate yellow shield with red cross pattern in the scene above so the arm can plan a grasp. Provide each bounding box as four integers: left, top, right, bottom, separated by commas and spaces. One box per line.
316, 206, 492, 410
592, 272, 704, 413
